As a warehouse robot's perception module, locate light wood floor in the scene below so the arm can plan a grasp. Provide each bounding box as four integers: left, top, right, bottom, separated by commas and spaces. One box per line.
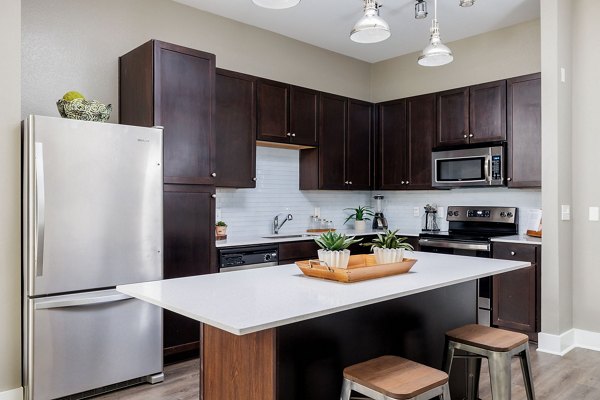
96, 345, 600, 399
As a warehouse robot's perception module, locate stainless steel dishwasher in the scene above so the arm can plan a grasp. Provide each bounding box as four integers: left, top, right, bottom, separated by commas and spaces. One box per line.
218, 244, 279, 272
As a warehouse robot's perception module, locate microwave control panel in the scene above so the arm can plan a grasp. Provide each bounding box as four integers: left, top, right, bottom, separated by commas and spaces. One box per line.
491, 155, 502, 180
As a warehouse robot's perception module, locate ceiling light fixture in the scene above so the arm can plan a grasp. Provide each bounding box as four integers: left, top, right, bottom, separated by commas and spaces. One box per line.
251, 0, 300, 9
350, 0, 391, 44
415, 0, 428, 19
417, 0, 453, 67
459, 0, 475, 7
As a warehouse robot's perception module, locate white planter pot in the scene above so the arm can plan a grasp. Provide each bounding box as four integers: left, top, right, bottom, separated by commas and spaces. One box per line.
354, 220, 367, 232
318, 249, 351, 269
373, 247, 404, 265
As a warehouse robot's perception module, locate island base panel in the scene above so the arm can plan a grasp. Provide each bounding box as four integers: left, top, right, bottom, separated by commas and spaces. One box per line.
201, 325, 276, 400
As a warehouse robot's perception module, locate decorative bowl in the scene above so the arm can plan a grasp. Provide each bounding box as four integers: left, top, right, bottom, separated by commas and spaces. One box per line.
57, 98, 112, 122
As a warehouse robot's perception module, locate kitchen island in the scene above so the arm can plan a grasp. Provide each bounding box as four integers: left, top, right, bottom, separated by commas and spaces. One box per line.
118, 251, 529, 400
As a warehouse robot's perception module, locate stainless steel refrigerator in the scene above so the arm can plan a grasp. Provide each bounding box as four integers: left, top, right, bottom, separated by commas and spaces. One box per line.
22, 115, 164, 400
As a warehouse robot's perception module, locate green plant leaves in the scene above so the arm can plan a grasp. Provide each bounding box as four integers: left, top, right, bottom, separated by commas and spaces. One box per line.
361, 229, 415, 252
343, 205, 375, 225
314, 231, 363, 251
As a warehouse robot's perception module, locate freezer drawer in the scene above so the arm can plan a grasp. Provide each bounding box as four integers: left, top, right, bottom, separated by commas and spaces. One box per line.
24, 290, 162, 400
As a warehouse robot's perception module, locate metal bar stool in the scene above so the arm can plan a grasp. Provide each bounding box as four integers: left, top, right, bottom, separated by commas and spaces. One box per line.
341, 355, 451, 400
443, 324, 535, 400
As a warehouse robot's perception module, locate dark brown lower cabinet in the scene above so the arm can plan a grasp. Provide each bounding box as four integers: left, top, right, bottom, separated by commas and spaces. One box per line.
492, 243, 541, 341
163, 184, 216, 361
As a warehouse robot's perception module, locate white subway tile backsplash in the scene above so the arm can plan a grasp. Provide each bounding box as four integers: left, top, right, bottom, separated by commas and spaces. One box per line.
216, 147, 541, 236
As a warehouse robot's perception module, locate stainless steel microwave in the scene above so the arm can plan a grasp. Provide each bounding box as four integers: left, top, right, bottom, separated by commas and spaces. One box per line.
432, 145, 505, 188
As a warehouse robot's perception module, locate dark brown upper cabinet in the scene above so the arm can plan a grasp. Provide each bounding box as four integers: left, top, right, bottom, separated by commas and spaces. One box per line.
507, 73, 541, 188
300, 94, 372, 191
215, 69, 257, 188
436, 80, 506, 146
256, 79, 319, 147
119, 40, 216, 185
377, 94, 435, 190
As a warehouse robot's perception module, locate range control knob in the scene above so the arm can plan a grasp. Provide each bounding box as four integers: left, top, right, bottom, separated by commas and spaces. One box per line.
507, 212, 514, 218
264, 254, 272, 262
500, 212, 506, 218
453, 211, 459, 216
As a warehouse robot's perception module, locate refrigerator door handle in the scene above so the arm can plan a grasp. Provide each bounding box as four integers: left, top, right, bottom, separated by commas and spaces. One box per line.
35, 142, 46, 277
34, 292, 133, 310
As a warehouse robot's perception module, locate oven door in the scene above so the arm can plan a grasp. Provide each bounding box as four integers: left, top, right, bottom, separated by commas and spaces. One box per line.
418, 238, 492, 326
432, 146, 504, 188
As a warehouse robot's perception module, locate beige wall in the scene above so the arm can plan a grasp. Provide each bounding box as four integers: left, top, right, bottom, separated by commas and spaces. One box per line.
572, 0, 600, 333
22, 0, 371, 122
540, 0, 574, 337
370, 19, 541, 103
0, 0, 22, 394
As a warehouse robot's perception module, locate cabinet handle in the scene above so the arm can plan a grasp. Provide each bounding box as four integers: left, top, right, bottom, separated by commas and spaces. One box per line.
510, 251, 516, 256
348, 181, 353, 185
463, 134, 468, 139
211, 194, 217, 199
344, 181, 349, 184
401, 181, 405, 184
252, 177, 257, 182
291, 133, 296, 137
469, 133, 474, 138
405, 181, 410, 185
286, 132, 292, 137
211, 172, 217, 177
507, 177, 512, 182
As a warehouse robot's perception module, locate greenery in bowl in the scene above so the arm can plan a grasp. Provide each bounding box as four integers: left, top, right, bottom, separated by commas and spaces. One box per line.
314, 231, 362, 251
216, 221, 227, 227
343, 205, 374, 225
362, 229, 415, 252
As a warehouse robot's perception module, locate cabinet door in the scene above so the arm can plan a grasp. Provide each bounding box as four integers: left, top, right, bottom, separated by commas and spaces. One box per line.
215, 69, 257, 188
469, 80, 507, 143
319, 93, 347, 190
377, 100, 407, 190
492, 243, 538, 335
290, 86, 319, 146
507, 74, 541, 187
257, 79, 290, 143
154, 41, 216, 185
436, 87, 469, 146
406, 94, 436, 189
163, 185, 216, 356
346, 99, 373, 190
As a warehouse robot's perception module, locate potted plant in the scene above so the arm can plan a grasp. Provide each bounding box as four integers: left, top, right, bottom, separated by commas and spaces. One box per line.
314, 231, 362, 269
344, 205, 374, 232
215, 221, 228, 238
362, 229, 414, 264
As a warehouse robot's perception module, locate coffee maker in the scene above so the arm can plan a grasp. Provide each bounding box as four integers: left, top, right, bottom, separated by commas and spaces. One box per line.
372, 195, 388, 230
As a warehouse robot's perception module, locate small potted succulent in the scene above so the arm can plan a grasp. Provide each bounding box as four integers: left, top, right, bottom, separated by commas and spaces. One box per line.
215, 221, 228, 238
362, 229, 414, 264
314, 231, 362, 269
344, 205, 374, 232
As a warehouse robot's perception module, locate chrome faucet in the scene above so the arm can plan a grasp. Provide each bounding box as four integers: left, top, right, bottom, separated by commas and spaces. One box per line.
273, 213, 293, 234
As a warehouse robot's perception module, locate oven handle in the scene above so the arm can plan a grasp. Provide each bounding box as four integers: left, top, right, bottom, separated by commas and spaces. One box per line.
485, 155, 492, 183
418, 239, 491, 252
219, 261, 278, 273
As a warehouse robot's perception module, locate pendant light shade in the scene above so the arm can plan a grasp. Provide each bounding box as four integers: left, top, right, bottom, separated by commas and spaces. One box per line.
252, 0, 300, 9
417, 0, 453, 67
350, 0, 391, 44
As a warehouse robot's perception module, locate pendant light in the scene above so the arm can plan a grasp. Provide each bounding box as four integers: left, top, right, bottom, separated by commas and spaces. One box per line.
417, 0, 453, 67
415, 0, 428, 19
459, 0, 475, 6
350, 0, 391, 44
252, 0, 300, 9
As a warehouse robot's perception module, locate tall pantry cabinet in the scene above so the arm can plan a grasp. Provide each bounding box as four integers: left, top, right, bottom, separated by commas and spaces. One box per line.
120, 40, 217, 361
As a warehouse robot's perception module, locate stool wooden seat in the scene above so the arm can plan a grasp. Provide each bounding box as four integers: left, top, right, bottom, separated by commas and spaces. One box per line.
341, 355, 450, 400
446, 324, 529, 352
443, 325, 535, 400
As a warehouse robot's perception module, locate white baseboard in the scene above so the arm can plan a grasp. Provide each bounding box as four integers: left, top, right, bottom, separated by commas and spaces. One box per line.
538, 328, 600, 355
0, 387, 23, 400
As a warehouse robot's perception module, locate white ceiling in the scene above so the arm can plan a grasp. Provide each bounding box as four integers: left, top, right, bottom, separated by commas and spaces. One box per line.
174, 0, 540, 63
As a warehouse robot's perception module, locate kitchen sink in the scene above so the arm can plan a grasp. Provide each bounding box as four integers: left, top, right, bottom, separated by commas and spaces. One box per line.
261, 234, 316, 239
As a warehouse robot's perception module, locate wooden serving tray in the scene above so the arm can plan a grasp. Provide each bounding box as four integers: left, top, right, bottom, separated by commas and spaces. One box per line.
296, 254, 417, 283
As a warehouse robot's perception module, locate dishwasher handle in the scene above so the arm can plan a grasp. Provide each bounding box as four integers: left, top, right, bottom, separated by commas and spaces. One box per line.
219, 261, 278, 273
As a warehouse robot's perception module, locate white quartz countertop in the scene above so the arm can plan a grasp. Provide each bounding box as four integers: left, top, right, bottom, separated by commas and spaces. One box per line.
117, 251, 529, 336
215, 228, 422, 248
491, 235, 542, 245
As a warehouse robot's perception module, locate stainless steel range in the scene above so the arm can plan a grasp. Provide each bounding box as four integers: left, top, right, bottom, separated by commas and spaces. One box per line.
418, 206, 518, 326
